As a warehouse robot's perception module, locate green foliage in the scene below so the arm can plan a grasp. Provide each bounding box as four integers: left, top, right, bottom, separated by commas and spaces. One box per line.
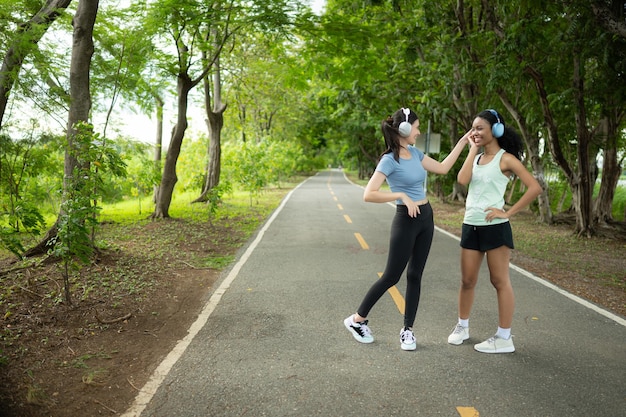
102, 139, 160, 212
295, 1, 405, 174
222, 138, 316, 204
0, 204, 45, 258
612, 185, 626, 221
227, 141, 270, 203
0, 132, 60, 258
1, 0, 624, 238
176, 138, 207, 193
546, 180, 626, 221
205, 182, 232, 223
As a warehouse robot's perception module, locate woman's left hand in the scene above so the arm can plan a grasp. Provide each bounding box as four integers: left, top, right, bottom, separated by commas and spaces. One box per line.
484, 207, 508, 222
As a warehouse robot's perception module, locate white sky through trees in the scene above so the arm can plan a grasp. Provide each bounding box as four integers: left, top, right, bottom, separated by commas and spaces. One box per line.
4, 1, 328, 147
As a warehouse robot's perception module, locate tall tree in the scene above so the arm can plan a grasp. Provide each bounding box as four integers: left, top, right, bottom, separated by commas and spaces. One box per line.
520, 0, 625, 235
194, 0, 301, 203
146, 0, 297, 216
145, 0, 233, 218
89, 1, 168, 188
194, 23, 228, 202
465, 0, 554, 223
24, 0, 100, 257
66, 0, 98, 151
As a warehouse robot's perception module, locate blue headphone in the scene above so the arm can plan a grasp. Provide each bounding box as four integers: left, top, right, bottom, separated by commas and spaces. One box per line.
487, 109, 504, 138
398, 108, 412, 137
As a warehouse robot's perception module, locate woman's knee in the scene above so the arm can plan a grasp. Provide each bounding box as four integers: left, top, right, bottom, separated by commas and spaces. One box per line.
380, 274, 402, 287
460, 275, 478, 290
489, 274, 512, 290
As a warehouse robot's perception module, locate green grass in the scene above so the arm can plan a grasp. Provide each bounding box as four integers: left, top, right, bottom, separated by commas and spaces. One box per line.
0, 180, 304, 324
98, 181, 306, 224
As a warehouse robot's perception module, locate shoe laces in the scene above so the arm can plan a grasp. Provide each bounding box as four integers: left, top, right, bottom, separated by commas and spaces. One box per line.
400, 328, 415, 344
485, 336, 498, 344
355, 320, 372, 337
452, 324, 466, 335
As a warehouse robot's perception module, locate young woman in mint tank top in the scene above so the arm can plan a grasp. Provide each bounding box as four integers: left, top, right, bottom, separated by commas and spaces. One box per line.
448, 109, 542, 354
344, 107, 471, 351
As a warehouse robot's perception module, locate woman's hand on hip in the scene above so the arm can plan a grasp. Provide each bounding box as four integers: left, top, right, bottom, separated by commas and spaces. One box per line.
484, 207, 508, 222
401, 194, 422, 217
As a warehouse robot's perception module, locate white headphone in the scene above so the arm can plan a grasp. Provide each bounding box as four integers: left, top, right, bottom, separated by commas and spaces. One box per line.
398, 108, 412, 137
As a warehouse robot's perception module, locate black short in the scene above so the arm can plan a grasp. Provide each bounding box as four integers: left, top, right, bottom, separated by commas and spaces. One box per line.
460, 222, 514, 252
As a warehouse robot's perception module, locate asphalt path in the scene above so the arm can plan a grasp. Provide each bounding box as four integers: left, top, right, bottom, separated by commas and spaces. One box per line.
122, 170, 626, 417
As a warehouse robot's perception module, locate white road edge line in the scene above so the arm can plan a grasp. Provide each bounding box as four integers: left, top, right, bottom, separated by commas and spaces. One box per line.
342, 170, 626, 328
121, 180, 308, 417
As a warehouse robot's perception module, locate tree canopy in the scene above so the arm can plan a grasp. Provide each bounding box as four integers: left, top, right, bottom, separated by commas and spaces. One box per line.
0, 0, 624, 240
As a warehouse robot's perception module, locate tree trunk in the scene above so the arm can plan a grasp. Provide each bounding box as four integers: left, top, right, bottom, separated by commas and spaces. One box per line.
594, 117, 623, 224
0, 0, 72, 131
506, 177, 517, 203
154, 95, 164, 162
66, 0, 98, 167
239, 104, 247, 143
447, 182, 466, 203
557, 187, 568, 212
152, 74, 192, 219
526, 65, 583, 228
23, 0, 99, 258
152, 94, 164, 203
194, 53, 227, 203
590, 1, 626, 38
571, 53, 594, 237
199, 107, 224, 196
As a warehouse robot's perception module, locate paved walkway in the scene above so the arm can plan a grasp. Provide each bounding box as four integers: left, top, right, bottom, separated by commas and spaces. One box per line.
122, 170, 626, 417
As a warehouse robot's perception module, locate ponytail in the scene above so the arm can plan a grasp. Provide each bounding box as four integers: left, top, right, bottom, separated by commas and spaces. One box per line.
380, 108, 418, 162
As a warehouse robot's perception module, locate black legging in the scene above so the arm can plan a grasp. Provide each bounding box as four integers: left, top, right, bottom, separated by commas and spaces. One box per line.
357, 203, 434, 328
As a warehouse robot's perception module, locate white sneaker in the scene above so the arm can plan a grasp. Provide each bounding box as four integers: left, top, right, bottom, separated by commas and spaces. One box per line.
344, 316, 374, 343
400, 327, 416, 351
448, 324, 469, 345
474, 335, 515, 353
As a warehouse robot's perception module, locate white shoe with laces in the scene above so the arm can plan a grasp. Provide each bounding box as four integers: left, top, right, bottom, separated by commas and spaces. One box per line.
344, 316, 374, 343
474, 335, 515, 353
400, 327, 416, 351
448, 323, 469, 345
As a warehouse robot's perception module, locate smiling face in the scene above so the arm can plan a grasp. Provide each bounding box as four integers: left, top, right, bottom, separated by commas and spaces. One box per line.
470, 116, 495, 147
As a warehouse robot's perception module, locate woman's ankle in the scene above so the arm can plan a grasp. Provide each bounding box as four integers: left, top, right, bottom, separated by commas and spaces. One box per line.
354, 314, 366, 323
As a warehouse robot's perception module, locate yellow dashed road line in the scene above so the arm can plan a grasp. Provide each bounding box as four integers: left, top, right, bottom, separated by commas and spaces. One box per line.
377, 272, 405, 314
354, 233, 369, 250
456, 406, 480, 416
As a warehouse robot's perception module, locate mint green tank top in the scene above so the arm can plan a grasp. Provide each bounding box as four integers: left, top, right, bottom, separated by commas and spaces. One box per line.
463, 149, 511, 226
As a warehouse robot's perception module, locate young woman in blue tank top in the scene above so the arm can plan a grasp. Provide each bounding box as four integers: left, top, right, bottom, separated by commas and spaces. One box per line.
344, 107, 470, 350
447, 109, 542, 353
